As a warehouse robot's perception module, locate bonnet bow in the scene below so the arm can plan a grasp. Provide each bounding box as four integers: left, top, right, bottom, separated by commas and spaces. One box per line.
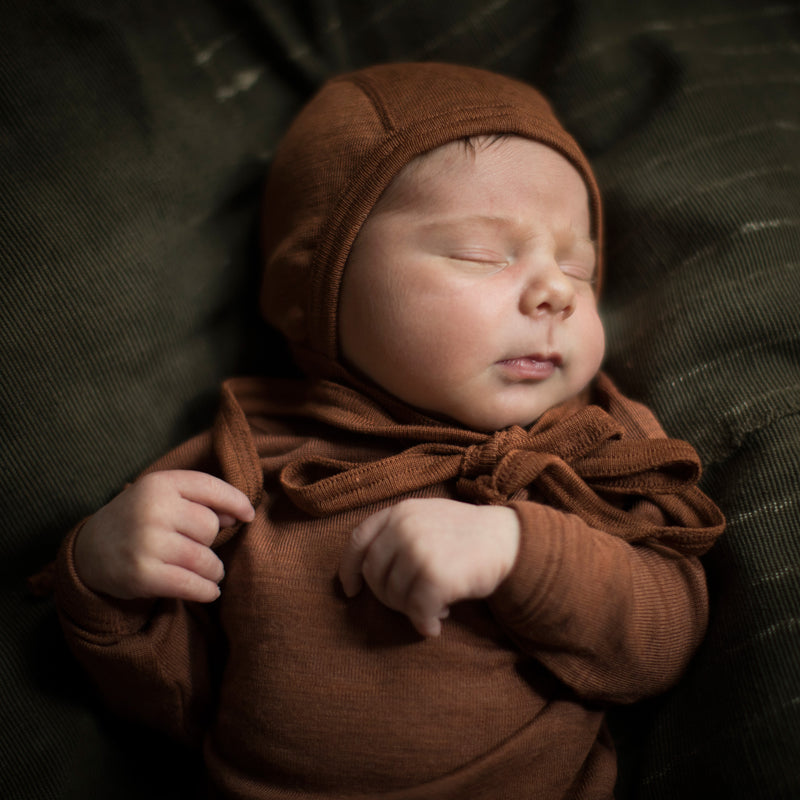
268, 380, 724, 555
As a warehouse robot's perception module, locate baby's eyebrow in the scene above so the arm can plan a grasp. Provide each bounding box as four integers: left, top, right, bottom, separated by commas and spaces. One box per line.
418, 214, 515, 231
553, 225, 596, 248
568, 234, 599, 252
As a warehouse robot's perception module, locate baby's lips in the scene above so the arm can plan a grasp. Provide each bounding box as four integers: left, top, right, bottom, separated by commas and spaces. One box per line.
528, 352, 562, 367
500, 351, 562, 366
497, 353, 562, 380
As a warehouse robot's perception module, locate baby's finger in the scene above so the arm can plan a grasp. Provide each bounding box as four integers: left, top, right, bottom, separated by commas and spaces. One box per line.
146, 563, 222, 604
404, 575, 451, 637
169, 471, 256, 525
160, 534, 225, 585
338, 506, 393, 597
409, 614, 443, 638
174, 499, 225, 546
217, 513, 238, 529
377, 543, 420, 612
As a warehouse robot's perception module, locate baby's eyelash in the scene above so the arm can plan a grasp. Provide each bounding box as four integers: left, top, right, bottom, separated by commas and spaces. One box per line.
453, 255, 505, 263
559, 263, 596, 283
448, 249, 509, 267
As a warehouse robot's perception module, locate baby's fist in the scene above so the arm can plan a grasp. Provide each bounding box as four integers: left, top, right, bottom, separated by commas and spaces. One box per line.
338, 498, 520, 636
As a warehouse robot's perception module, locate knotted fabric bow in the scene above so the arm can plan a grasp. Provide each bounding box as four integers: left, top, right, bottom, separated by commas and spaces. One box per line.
217, 373, 724, 556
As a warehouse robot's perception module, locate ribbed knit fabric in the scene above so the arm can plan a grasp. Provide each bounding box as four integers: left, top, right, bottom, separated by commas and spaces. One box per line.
258, 372, 723, 553
49, 58, 728, 799
56, 368, 722, 798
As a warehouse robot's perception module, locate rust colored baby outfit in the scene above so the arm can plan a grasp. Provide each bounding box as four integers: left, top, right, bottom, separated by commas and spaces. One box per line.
55, 63, 724, 799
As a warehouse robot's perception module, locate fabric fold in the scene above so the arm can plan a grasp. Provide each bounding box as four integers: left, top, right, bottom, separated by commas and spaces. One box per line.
213, 371, 724, 554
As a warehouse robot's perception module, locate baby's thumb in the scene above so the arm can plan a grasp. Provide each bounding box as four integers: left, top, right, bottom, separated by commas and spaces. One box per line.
217, 513, 238, 529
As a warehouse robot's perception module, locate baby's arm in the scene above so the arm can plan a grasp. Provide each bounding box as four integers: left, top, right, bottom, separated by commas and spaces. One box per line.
56, 468, 254, 743
488, 500, 709, 703
74, 469, 255, 602
339, 497, 708, 704
338, 498, 520, 636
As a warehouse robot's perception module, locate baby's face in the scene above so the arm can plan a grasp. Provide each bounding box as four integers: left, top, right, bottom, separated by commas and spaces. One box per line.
338, 136, 605, 431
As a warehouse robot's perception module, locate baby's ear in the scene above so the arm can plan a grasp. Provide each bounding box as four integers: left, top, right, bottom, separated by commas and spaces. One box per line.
277, 305, 307, 342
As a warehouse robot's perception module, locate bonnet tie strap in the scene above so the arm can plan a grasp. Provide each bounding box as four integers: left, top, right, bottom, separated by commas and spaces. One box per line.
279, 405, 720, 552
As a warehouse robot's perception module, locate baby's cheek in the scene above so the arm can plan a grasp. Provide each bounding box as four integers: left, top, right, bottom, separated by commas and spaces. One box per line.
585, 315, 606, 373
592, 315, 606, 356
569, 301, 605, 375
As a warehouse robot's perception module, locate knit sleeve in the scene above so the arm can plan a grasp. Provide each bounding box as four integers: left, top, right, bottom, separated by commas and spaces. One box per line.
55, 519, 219, 746
53, 381, 265, 745
488, 499, 709, 705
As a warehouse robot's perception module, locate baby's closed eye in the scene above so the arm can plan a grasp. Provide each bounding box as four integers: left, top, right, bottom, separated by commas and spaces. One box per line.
558, 261, 596, 283
555, 239, 597, 283
447, 248, 509, 271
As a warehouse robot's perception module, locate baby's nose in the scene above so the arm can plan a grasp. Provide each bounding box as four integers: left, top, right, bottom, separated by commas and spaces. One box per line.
519, 265, 576, 319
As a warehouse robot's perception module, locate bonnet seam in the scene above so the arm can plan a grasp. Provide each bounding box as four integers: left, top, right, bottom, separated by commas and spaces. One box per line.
345, 74, 396, 132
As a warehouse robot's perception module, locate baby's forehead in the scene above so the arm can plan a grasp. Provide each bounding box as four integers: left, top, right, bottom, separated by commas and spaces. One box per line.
373, 134, 586, 218
376, 135, 512, 211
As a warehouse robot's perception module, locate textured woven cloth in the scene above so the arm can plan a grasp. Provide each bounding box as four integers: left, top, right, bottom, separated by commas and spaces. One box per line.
3, 2, 798, 799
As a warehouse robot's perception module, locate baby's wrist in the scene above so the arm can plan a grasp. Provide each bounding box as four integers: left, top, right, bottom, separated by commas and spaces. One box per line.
490, 505, 521, 583
71, 518, 98, 589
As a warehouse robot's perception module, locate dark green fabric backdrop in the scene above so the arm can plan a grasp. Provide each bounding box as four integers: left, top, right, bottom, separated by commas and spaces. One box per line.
2, 1, 798, 797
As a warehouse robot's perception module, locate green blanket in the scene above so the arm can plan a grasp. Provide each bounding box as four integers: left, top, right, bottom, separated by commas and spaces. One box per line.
2, 2, 798, 797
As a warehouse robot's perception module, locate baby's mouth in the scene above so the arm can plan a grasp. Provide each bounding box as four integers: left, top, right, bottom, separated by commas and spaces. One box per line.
497, 353, 562, 379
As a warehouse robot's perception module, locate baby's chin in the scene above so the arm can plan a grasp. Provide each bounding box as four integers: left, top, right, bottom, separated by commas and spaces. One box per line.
442, 405, 547, 433
444, 386, 591, 432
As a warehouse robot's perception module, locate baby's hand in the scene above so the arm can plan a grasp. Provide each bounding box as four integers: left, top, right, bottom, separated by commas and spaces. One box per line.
338, 498, 520, 637
73, 470, 255, 603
